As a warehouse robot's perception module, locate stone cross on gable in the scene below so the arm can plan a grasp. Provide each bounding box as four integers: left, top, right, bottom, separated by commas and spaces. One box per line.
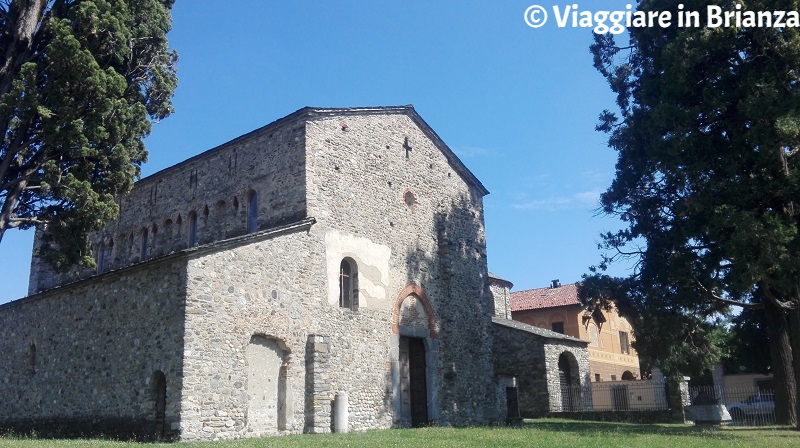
403, 137, 412, 158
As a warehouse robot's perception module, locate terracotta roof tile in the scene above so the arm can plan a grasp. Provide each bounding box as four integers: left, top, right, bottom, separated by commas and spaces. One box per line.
510, 283, 581, 312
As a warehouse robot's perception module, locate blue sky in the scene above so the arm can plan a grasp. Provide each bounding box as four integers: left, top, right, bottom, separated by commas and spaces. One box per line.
0, 0, 637, 303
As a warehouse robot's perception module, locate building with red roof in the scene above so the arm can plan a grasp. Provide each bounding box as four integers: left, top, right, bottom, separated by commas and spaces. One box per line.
510, 280, 641, 383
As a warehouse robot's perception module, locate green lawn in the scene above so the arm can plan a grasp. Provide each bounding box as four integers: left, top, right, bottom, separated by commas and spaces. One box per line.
1, 420, 798, 448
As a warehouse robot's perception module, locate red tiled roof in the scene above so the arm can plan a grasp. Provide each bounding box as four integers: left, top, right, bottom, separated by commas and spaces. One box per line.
510, 283, 581, 312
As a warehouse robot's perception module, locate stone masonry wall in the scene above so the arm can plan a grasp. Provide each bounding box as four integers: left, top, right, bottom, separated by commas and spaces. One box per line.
491, 321, 550, 417
12, 107, 503, 441
29, 114, 308, 295
0, 256, 187, 440
544, 339, 592, 412
489, 277, 512, 319
179, 224, 396, 440
305, 110, 500, 426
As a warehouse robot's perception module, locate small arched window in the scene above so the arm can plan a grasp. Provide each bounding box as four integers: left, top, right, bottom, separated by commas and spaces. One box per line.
140, 228, 149, 260
247, 190, 258, 233
338, 258, 358, 310
188, 211, 198, 247
107, 238, 113, 263
96, 242, 106, 273
28, 343, 36, 376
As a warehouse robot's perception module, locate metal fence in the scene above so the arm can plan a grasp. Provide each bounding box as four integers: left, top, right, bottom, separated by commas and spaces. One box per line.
556, 380, 775, 426
689, 385, 775, 426
556, 380, 669, 412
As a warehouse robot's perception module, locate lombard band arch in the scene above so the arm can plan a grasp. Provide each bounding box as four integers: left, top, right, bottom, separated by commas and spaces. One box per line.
391, 282, 439, 338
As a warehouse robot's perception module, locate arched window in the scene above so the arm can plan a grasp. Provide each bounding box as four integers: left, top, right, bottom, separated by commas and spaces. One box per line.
339, 258, 358, 310
107, 238, 113, 265
588, 323, 599, 347
28, 343, 36, 376
188, 211, 198, 247
247, 190, 258, 233
96, 242, 106, 273
140, 228, 149, 261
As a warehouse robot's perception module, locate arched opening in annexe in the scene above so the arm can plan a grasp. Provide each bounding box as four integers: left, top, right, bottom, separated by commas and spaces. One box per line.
557, 351, 581, 412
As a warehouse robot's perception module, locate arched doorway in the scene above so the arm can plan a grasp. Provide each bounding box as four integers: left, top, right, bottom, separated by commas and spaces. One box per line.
246, 335, 290, 433
391, 283, 439, 427
153, 371, 166, 440
558, 352, 580, 412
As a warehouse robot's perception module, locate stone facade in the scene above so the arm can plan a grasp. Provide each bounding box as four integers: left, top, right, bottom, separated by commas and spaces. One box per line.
488, 273, 513, 320
488, 277, 592, 417
2, 106, 513, 441
0, 256, 187, 439
491, 318, 590, 417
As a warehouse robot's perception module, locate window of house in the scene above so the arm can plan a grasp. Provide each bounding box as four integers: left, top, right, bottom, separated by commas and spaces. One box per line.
611, 374, 617, 381
188, 211, 198, 247
595, 373, 601, 382
339, 258, 358, 310
247, 191, 258, 233
619, 331, 630, 355
588, 323, 599, 347
551, 321, 565, 334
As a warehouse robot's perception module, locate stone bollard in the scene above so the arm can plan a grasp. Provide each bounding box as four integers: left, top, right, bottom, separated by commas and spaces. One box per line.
334, 391, 349, 433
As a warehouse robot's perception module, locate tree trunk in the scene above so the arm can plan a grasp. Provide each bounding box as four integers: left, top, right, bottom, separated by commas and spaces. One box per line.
764, 301, 797, 426
790, 307, 800, 429
0, 0, 47, 96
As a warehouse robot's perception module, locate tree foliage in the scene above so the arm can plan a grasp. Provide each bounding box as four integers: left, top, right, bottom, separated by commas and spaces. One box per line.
0, 0, 177, 269
585, 0, 800, 389
723, 307, 772, 375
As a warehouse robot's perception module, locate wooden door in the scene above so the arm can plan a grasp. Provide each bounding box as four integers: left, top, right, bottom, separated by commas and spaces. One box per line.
400, 337, 428, 427
408, 338, 428, 427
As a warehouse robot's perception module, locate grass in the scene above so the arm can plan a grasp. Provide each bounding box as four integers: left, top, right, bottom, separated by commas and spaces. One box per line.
1, 419, 798, 448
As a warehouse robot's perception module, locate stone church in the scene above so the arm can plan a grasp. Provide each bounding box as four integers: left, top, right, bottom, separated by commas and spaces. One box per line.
0, 106, 589, 440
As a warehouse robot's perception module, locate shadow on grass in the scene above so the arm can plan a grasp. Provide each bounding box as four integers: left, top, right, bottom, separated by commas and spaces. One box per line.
524, 418, 795, 438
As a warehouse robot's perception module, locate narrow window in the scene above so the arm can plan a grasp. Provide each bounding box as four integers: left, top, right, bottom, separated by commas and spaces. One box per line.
247, 191, 258, 233
141, 228, 149, 260
107, 238, 113, 267
595, 373, 601, 382
188, 211, 198, 247
28, 343, 36, 376
619, 331, 630, 355
551, 321, 565, 334
338, 258, 359, 310
96, 242, 106, 273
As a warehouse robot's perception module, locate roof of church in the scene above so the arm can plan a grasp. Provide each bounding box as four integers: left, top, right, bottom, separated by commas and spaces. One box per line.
510, 282, 581, 312
137, 105, 489, 196
492, 317, 587, 344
